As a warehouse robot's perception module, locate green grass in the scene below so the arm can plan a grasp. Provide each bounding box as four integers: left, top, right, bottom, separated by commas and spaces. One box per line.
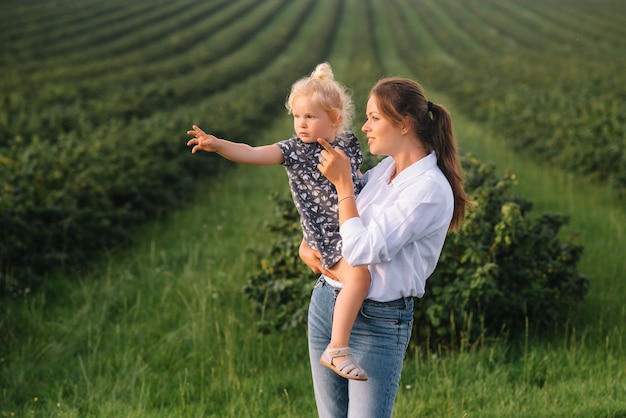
1, 118, 312, 417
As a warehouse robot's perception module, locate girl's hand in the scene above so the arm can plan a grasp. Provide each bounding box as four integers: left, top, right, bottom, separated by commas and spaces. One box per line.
187, 125, 219, 154
317, 138, 354, 195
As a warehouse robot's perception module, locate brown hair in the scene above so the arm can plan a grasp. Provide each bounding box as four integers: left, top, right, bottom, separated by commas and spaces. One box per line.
370, 77, 469, 231
286, 62, 354, 132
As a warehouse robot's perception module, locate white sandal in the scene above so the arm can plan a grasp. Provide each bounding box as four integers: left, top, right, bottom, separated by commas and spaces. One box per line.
320, 346, 368, 381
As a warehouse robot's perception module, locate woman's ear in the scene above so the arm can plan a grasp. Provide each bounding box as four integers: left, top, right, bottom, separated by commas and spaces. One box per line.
401, 116, 412, 134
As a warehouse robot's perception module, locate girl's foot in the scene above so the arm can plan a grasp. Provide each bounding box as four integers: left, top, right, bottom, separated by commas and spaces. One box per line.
320, 346, 368, 381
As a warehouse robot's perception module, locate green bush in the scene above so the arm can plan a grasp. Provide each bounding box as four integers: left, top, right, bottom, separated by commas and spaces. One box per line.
420, 154, 589, 347
244, 154, 589, 346
0, 116, 206, 297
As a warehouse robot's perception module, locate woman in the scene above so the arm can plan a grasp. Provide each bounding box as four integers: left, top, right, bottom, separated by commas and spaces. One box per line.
300, 77, 470, 417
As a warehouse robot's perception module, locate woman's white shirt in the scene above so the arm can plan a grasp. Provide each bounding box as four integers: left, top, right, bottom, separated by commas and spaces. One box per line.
325, 152, 454, 302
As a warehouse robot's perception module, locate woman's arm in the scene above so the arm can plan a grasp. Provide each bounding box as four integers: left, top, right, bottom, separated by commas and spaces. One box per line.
317, 138, 359, 226
187, 125, 284, 165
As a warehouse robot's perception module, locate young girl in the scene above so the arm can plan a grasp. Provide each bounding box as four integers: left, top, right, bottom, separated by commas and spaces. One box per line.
186, 63, 370, 381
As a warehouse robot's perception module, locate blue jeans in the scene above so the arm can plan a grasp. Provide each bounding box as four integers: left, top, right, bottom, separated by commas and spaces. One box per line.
308, 277, 414, 418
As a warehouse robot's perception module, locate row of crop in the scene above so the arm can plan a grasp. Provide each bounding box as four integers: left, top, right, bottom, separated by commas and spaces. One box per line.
544, 0, 626, 48
392, 0, 626, 194
408, 0, 626, 60
322, 0, 386, 123
1, 0, 250, 76
0, 0, 278, 91
0, 0, 302, 147
436, 1, 506, 55
369, 0, 442, 76
490, 61, 625, 189
0, 0, 125, 41
1, 0, 174, 61
412, 0, 487, 60
494, 0, 626, 53
46, 0, 266, 82
0, 0, 342, 297
464, 0, 559, 52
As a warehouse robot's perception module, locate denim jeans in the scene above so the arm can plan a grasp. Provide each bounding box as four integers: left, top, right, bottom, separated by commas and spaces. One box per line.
308, 277, 414, 418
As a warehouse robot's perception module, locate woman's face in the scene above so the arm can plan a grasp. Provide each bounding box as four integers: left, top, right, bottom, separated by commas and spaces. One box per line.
292, 96, 337, 144
361, 96, 402, 156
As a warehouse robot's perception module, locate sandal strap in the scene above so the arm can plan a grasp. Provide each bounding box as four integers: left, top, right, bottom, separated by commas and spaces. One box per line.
324, 347, 353, 359
336, 358, 364, 376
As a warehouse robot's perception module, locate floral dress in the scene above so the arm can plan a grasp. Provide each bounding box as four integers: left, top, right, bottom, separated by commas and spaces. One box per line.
277, 131, 363, 269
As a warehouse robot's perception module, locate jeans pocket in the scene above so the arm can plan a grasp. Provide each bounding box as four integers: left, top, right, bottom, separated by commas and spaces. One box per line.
359, 299, 414, 325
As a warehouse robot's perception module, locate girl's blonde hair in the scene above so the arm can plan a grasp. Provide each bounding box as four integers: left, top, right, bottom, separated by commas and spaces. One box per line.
286, 62, 354, 132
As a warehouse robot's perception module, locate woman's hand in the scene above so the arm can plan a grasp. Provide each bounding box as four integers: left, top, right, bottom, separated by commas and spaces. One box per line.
187, 125, 219, 154
317, 138, 354, 196
299, 239, 323, 274
299, 240, 338, 280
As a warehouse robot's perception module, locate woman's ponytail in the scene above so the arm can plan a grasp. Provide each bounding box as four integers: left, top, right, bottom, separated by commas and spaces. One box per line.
428, 101, 469, 231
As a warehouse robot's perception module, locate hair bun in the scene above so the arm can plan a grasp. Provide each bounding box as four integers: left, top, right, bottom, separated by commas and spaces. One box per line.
311, 62, 334, 81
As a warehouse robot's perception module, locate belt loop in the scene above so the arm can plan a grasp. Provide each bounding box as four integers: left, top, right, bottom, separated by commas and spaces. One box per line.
321, 276, 341, 297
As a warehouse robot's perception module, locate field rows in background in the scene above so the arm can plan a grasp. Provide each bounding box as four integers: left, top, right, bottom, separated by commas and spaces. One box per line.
1, 0, 624, 185
401, 0, 625, 190
0, 0, 136, 44
0, 0, 344, 290
0, 0, 345, 151
3, 0, 625, 67
3, 0, 625, 139
6, 0, 274, 81
1, 0, 319, 142
2, 0, 177, 61
407, 0, 626, 57
326, 0, 385, 109
1, 0, 282, 117
0, 0, 624, 293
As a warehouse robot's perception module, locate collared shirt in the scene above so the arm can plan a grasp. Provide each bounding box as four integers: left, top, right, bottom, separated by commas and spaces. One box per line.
324, 152, 454, 302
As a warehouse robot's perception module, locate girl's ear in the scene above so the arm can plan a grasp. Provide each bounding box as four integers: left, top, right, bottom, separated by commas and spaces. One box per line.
333, 114, 342, 128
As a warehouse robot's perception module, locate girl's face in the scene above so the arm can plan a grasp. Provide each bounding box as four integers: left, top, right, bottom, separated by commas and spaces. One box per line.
361, 96, 402, 156
292, 97, 338, 144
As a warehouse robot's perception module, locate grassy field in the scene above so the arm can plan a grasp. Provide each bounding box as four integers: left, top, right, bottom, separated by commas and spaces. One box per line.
2, 114, 625, 417
2, 0, 626, 416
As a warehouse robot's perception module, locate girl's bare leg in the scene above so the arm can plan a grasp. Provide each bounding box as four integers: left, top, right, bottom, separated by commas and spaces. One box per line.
327, 258, 370, 365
